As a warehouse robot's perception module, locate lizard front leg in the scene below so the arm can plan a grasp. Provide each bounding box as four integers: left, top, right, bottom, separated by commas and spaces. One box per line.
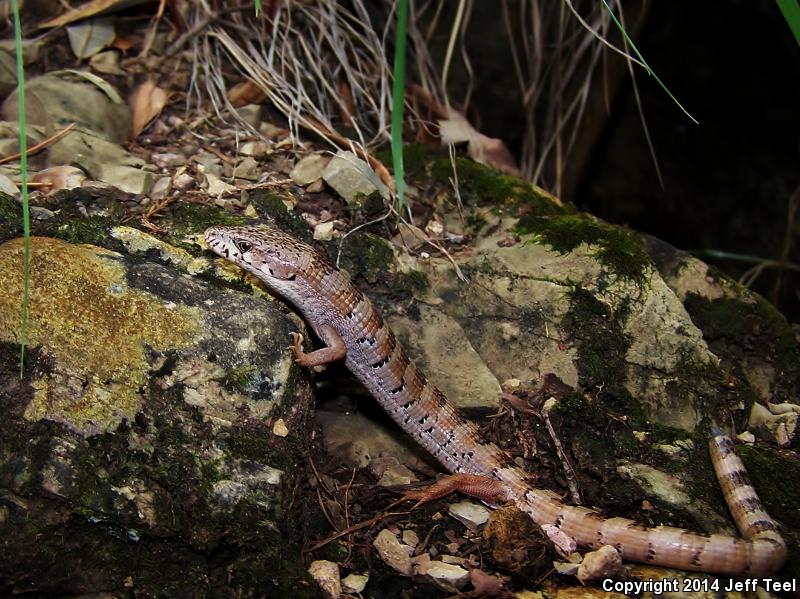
289, 324, 347, 367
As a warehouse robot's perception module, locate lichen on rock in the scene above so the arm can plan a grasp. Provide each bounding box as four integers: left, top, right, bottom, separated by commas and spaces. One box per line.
0, 237, 200, 435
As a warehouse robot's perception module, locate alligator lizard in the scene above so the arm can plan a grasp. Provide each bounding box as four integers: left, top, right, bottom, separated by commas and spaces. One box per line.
204, 224, 787, 576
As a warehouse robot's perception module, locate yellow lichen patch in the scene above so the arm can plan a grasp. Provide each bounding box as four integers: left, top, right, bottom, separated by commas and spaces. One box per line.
109, 225, 210, 275
0, 237, 200, 435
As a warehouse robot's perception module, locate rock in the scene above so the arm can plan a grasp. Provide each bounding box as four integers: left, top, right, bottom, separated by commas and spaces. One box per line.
240, 141, 271, 158
47, 130, 154, 195
151, 152, 186, 169
272, 418, 289, 437
373, 529, 413, 576
29, 206, 55, 220
447, 501, 490, 531
3, 71, 131, 143
0, 173, 18, 195
750, 402, 798, 446
307, 560, 341, 599
322, 150, 389, 205
173, 170, 195, 190
576, 545, 623, 582
616, 462, 732, 532
0, 120, 47, 155
387, 215, 725, 431
387, 304, 502, 410
654, 439, 693, 459
234, 157, 260, 181
234, 104, 263, 129
414, 560, 470, 592
205, 172, 235, 195
290, 154, 329, 186
402, 530, 419, 548
0, 234, 319, 595
316, 410, 435, 475
374, 457, 417, 486
150, 176, 172, 200
305, 178, 324, 193
341, 572, 368, 593
313, 221, 334, 241
0, 51, 18, 98
194, 151, 223, 177
94, 163, 154, 196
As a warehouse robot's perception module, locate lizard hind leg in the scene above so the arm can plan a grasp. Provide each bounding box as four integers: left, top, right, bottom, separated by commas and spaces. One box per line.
402, 473, 511, 509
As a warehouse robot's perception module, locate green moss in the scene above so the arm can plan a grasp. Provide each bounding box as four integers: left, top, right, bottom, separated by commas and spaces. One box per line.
338, 232, 395, 284
553, 392, 641, 460
738, 445, 800, 529
49, 214, 115, 246
738, 445, 800, 578
389, 269, 430, 297
661, 350, 726, 426
518, 214, 652, 283
685, 294, 799, 374
377, 144, 568, 215
0, 192, 21, 242
438, 155, 569, 214
225, 365, 260, 394
562, 287, 636, 401
167, 203, 245, 237
250, 191, 310, 239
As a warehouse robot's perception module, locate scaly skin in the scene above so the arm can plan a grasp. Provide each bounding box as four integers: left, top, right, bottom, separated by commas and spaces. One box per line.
204, 224, 786, 576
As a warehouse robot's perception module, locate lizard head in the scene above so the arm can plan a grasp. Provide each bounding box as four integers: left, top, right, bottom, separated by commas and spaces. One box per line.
204, 225, 320, 296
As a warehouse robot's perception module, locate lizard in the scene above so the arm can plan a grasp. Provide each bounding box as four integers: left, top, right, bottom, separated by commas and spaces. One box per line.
204, 223, 787, 576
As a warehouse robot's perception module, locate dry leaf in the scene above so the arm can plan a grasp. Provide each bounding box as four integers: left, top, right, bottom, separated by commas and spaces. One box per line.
130, 80, 168, 139
90, 50, 125, 75
67, 17, 115, 59
39, 0, 150, 29
32, 166, 87, 193
439, 110, 522, 177
111, 34, 136, 52
228, 80, 267, 108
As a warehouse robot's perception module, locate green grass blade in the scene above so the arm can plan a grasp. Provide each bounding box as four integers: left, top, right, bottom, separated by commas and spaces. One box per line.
600, 0, 698, 124
776, 0, 800, 45
12, 0, 30, 376
391, 0, 408, 211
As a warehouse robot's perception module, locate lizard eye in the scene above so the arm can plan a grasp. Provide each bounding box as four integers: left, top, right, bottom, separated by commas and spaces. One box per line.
234, 240, 253, 253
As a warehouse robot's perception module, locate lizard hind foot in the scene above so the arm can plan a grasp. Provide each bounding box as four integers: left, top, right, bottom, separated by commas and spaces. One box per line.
402, 473, 510, 509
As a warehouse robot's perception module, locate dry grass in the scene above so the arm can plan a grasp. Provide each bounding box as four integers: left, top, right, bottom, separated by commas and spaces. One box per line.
187, 1, 649, 198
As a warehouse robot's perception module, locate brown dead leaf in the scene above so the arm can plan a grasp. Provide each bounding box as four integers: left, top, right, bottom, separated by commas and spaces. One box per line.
32, 166, 87, 193
228, 80, 267, 108
130, 80, 169, 140
111, 34, 136, 52
39, 0, 151, 29
439, 110, 522, 177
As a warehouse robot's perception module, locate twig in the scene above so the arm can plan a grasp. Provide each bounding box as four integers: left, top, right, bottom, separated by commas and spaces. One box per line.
0, 122, 76, 166
302, 509, 411, 554
541, 397, 582, 505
